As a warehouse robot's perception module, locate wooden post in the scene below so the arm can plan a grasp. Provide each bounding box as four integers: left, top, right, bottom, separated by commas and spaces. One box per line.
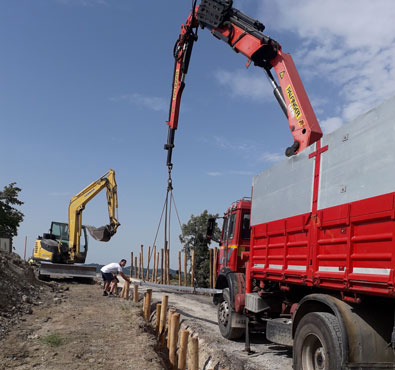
213, 247, 218, 287
124, 281, 130, 300
188, 336, 199, 370
160, 248, 164, 284
144, 289, 152, 320
178, 251, 182, 286
120, 284, 126, 298
169, 250, 171, 285
152, 246, 157, 282
141, 252, 144, 279
169, 313, 180, 368
191, 250, 195, 287
165, 249, 168, 285
143, 292, 147, 316
134, 256, 138, 278
184, 252, 188, 286
133, 284, 139, 302
140, 245, 144, 279
24, 236, 27, 260
177, 330, 189, 370
166, 249, 170, 285
164, 240, 168, 285
155, 303, 161, 334
130, 252, 133, 277
167, 309, 177, 351
209, 248, 213, 289
146, 246, 151, 280
120, 280, 130, 299
138, 252, 141, 279
155, 252, 159, 283
136, 253, 141, 279
159, 295, 168, 335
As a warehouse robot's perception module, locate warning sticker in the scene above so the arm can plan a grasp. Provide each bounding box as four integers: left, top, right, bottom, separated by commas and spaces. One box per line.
286, 84, 301, 119
172, 69, 179, 101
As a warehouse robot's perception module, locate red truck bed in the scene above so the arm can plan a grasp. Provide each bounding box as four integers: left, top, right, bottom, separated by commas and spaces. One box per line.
250, 96, 395, 298
251, 192, 395, 297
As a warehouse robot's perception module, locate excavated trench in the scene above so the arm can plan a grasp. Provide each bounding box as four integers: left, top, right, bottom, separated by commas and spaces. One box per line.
135, 284, 293, 370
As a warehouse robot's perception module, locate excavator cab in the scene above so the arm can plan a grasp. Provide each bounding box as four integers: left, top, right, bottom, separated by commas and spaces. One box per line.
33, 221, 88, 264
50, 222, 88, 263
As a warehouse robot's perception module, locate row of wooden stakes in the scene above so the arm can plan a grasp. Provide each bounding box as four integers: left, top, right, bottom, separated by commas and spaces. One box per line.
118, 284, 225, 370
129, 246, 219, 289
149, 292, 200, 370
120, 285, 198, 369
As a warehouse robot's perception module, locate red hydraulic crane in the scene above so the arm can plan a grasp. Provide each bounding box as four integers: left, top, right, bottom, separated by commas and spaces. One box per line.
164, 0, 322, 169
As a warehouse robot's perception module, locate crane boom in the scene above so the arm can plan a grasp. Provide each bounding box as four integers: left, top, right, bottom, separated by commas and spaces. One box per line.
165, 0, 322, 166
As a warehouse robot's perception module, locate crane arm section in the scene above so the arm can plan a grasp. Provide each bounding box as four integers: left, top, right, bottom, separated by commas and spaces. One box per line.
164, 6, 199, 168
165, 0, 322, 165
68, 169, 120, 261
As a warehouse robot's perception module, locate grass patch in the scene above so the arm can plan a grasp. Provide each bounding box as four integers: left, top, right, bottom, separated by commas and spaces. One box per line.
41, 333, 63, 347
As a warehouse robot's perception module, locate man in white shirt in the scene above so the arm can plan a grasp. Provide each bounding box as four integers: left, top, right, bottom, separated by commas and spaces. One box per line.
101, 259, 131, 296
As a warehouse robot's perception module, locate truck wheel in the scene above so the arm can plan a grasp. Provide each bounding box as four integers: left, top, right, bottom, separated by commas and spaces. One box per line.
217, 288, 244, 340
293, 312, 343, 370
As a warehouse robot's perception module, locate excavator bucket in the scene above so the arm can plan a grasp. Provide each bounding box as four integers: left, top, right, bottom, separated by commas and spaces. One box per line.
87, 225, 112, 242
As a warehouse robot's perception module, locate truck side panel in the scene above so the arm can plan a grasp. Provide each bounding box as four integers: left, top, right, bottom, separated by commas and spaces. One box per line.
316, 193, 394, 295
251, 144, 315, 226
318, 96, 395, 210
250, 96, 395, 298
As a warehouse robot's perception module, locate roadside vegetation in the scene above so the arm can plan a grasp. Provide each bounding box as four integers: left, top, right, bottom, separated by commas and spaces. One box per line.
179, 210, 221, 287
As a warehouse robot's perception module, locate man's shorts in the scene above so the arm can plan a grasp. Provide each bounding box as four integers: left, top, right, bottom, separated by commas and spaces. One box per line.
101, 272, 114, 282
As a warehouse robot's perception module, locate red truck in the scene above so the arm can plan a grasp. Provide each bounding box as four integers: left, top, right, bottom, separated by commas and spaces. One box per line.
164, 1, 395, 368
212, 95, 395, 369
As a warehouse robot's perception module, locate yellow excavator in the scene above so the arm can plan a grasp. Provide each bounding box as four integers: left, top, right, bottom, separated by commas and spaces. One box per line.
32, 169, 120, 280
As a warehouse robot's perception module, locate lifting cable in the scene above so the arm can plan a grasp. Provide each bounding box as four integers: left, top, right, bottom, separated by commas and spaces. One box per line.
152, 165, 183, 266
150, 0, 198, 272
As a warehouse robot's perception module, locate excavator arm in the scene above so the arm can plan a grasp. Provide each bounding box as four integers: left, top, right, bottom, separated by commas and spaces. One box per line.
165, 0, 322, 166
68, 169, 120, 261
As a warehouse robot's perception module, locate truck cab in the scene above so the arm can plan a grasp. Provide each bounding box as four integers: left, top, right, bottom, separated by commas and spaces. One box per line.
217, 198, 251, 274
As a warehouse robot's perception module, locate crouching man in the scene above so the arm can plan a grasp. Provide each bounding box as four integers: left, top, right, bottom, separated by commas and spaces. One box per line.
101, 259, 131, 296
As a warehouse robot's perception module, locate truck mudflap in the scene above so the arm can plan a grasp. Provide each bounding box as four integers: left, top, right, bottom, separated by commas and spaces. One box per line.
38, 262, 97, 279
266, 318, 293, 347
231, 312, 247, 328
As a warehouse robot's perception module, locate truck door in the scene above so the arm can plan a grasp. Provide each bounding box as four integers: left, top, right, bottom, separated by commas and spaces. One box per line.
219, 212, 237, 271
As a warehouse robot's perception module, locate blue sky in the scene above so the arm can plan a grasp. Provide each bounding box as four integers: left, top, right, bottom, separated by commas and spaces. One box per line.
1, 0, 394, 267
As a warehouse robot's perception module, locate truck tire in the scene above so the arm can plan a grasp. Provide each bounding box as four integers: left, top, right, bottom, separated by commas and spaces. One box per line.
217, 288, 244, 340
293, 312, 343, 370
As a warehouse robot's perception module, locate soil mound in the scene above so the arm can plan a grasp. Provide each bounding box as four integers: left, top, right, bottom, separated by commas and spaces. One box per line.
0, 251, 50, 339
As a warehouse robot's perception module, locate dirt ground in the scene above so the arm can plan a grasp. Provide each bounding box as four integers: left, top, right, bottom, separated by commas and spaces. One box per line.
0, 251, 292, 370
0, 282, 165, 370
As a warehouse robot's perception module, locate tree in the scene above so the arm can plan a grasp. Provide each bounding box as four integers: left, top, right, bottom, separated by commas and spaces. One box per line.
179, 210, 221, 287
0, 183, 24, 238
